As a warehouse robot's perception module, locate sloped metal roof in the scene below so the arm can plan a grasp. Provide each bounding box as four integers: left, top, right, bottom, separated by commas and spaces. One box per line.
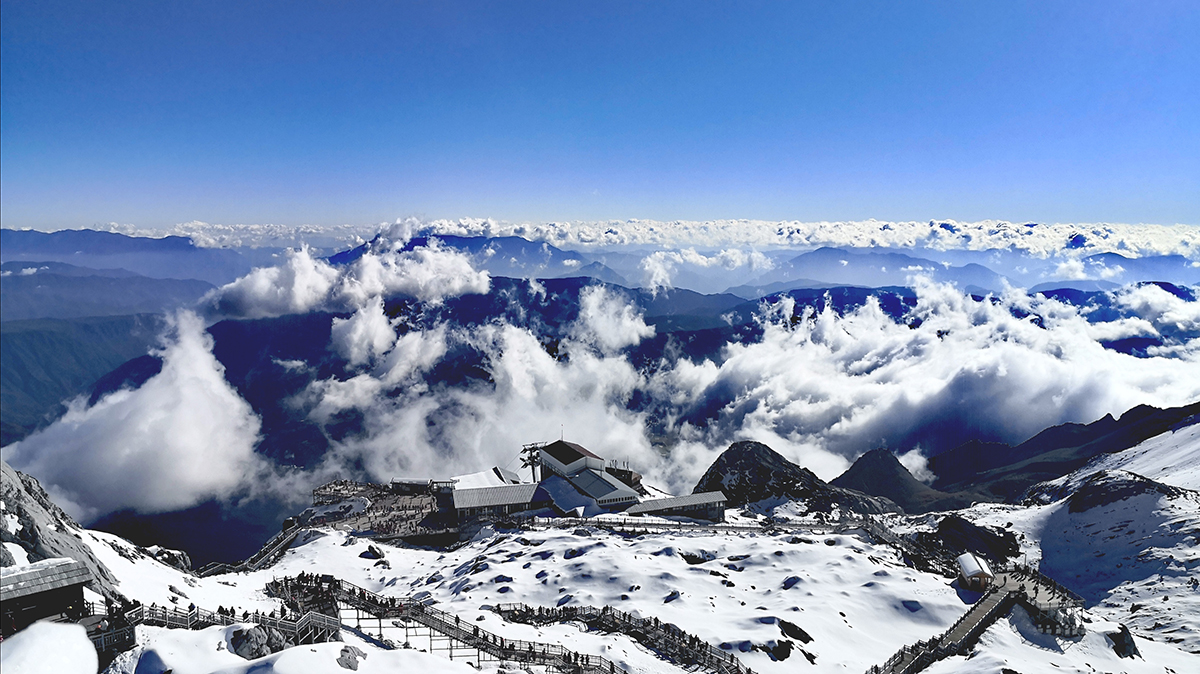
626, 491, 727, 515
541, 440, 601, 465
568, 468, 639, 503
956, 552, 993, 579
452, 483, 541, 510
0, 558, 91, 601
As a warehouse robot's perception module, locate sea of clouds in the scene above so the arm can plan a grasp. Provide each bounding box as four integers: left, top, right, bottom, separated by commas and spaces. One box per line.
79, 217, 1200, 261
5, 225, 1200, 523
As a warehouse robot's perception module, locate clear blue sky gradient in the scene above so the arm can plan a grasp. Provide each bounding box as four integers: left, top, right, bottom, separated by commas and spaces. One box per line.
2, 1, 1197, 229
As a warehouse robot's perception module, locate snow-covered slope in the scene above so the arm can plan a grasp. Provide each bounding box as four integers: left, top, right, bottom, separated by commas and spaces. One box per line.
1031, 420, 1200, 495
67, 505, 1196, 674
8, 420, 1200, 673
950, 476, 1200, 657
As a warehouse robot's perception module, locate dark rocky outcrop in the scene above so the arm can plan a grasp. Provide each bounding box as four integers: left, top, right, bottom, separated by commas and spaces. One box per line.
358, 544, 385, 560
1107, 624, 1141, 659
336, 645, 368, 670
913, 514, 1019, 563
1065, 470, 1192, 514
692, 441, 900, 514
230, 625, 294, 659
0, 458, 121, 597
929, 402, 1200, 502
830, 449, 977, 514
146, 545, 192, 572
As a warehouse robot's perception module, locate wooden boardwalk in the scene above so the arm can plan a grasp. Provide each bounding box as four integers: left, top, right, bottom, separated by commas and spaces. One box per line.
495, 602, 750, 674
87, 597, 340, 662
866, 566, 1084, 674
271, 574, 636, 674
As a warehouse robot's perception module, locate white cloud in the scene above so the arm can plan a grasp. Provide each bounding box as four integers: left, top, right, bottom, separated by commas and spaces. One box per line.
204, 236, 490, 319
335, 239, 490, 307
637, 247, 774, 290
414, 218, 1200, 260
1054, 259, 1089, 280
2, 312, 268, 521
897, 448, 935, 485
303, 322, 653, 488
294, 278, 1200, 495
15, 234, 1200, 519
204, 247, 339, 318
330, 298, 395, 367
634, 280, 1200, 485
21, 219, 1200, 263
1114, 284, 1200, 334
569, 286, 655, 355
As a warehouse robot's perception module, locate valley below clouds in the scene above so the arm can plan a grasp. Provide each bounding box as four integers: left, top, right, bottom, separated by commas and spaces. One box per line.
6, 223, 1199, 534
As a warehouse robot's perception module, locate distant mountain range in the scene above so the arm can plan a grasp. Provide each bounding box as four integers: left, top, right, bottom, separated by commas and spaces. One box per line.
0, 229, 269, 285
829, 402, 1200, 514
726, 247, 1011, 298
1, 261, 214, 322
0, 314, 165, 446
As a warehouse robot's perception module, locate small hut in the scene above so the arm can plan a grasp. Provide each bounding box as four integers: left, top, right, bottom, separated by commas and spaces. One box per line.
955, 552, 994, 591
1, 558, 92, 636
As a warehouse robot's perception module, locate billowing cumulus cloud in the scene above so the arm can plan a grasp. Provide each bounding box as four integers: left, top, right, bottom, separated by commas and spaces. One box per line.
638, 247, 775, 290
335, 238, 490, 307
301, 310, 654, 488
633, 281, 1200, 487
288, 276, 1200, 496
2, 312, 269, 521
203, 236, 490, 319
206, 247, 340, 318
330, 298, 396, 367
570, 286, 656, 354
10, 235, 1200, 523
1114, 284, 1200, 335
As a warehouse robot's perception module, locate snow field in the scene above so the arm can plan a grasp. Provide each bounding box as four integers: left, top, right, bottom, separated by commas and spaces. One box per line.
0, 622, 98, 674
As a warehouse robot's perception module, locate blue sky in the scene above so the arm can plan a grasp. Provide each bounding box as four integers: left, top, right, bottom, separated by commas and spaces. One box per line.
2, 1, 1197, 229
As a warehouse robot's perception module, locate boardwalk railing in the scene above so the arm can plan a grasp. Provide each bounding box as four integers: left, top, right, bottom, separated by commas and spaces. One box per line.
864, 565, 1086, 674
268, 574, 631, 674
494, 602, 751, 674
86, 599, 340, 657
197, 524, 304, 577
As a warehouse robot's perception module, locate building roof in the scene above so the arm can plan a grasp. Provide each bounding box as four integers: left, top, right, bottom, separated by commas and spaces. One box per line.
453, 467, 524, 489
452, 483, 542, 510
0, 558, 91, 601
955, 552, 994, 579
568, 468, 638, 503
541, 440, 601, 466
626, 491, 727, 515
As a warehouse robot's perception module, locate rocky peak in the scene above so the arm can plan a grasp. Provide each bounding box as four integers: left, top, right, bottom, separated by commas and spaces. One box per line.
1066, 470, 1195, 513
830, 448, 976, 514
692, 441, 900, 514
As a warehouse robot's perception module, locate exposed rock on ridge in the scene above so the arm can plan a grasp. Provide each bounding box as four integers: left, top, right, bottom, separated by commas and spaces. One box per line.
1, 458, 120, 596
692, 441, 901, 514
830, 448, 977, 514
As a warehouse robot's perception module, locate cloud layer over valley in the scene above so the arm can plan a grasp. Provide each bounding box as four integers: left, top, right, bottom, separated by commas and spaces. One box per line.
6, 231, 1200, 528
74, 217, 1200, 261
2, 312, 267, 521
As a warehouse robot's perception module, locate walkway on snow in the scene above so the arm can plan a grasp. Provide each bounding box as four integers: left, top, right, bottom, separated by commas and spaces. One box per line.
866, 564, 1085, 674
268, 573, 753, 674
494, 602, 750, 674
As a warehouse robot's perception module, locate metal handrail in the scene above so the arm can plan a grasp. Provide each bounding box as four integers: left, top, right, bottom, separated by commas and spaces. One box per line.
270, 575, 629, 673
